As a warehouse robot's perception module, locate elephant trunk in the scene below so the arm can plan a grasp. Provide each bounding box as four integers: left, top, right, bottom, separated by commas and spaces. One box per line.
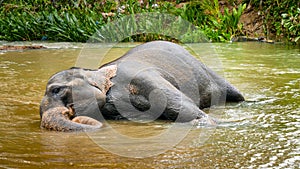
41, 107, 102, 132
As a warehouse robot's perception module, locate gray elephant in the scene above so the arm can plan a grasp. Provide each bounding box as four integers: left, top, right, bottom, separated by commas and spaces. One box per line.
40, 41, 244, 131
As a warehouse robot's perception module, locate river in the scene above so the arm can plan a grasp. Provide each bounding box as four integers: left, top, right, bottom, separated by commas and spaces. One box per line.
0, 42, 299, 168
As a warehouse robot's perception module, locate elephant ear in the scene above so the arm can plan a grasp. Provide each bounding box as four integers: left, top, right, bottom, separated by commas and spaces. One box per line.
100, 65, 117, 94
85, 65, 117, 94
86, 65, 117, 94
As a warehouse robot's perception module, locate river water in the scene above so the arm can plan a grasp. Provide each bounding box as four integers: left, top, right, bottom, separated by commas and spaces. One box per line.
0, 42, 299, 168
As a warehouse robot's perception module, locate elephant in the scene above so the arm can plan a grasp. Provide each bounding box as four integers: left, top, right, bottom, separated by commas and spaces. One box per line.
40, 41, 244, 132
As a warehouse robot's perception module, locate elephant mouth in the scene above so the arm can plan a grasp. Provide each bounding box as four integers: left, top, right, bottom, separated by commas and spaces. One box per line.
64, 104, 103, 127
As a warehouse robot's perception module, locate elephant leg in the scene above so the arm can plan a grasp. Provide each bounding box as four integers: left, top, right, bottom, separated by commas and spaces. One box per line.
155, 80, 208, 122
156, 83, 217, 126
129, 72, 211, 123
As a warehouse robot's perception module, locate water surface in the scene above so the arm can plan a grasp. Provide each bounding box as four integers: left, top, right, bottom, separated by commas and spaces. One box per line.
0, 42, 299, 168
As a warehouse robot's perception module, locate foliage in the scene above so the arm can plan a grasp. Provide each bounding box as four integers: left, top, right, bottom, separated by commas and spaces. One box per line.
0, 10, 102, 42
0, 0, 104, 42
196, 0, 246, 42
281, 7, 300, 44
250, 0, 300, 44
156, 0, 246, 42
0, 0, 248, 43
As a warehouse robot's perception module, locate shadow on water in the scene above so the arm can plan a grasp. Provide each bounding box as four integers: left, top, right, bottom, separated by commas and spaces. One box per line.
0, 42, 299, 168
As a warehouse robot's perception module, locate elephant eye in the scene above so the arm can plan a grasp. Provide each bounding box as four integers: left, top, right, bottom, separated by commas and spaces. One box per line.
50, 85, 66, 95
48, 85, 68, 97
52, 87, 61, 94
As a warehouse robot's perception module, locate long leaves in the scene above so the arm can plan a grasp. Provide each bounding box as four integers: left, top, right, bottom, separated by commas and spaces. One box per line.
0, 0, 246, 43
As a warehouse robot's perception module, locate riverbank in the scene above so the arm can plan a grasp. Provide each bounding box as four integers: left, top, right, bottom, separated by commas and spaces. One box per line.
0, 0, 299, 45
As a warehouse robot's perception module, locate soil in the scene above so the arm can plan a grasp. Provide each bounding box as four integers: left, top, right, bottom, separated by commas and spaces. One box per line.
239, 4, 265, 38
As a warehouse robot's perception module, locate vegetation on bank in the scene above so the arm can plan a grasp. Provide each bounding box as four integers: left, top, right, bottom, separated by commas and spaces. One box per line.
247, 0, 299, 44
0, 0, 299, 44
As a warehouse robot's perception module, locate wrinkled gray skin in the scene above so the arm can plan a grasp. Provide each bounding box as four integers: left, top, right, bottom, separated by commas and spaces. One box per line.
40, 41, 244, 131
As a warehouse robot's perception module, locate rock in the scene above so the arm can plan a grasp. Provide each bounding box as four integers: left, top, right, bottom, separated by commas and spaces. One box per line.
231, 36, 275, 43
230, 36, 258, 42
0, 45, 46, 51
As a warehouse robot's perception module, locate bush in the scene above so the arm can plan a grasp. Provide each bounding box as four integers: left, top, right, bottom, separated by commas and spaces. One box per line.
250, 0, 300, 44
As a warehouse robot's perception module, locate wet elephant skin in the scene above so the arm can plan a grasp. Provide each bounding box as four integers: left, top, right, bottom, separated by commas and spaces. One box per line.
40, 41, 244, 131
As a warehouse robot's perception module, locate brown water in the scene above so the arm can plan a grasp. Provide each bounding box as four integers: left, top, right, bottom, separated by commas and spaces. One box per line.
0, 42, 299, 168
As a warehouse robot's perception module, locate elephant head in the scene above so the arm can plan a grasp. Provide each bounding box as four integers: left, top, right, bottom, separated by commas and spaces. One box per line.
40, 65, 117, 131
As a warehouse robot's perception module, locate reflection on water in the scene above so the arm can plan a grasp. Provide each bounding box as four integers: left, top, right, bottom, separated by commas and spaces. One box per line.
0, 42, 299, 168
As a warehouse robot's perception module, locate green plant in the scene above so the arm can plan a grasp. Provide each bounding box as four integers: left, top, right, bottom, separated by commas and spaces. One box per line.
220, 3, 246, 38
0, 0, 279, 43
251, 0, 300, 44
281, 7, 300, 44
197, 0, 246, 42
